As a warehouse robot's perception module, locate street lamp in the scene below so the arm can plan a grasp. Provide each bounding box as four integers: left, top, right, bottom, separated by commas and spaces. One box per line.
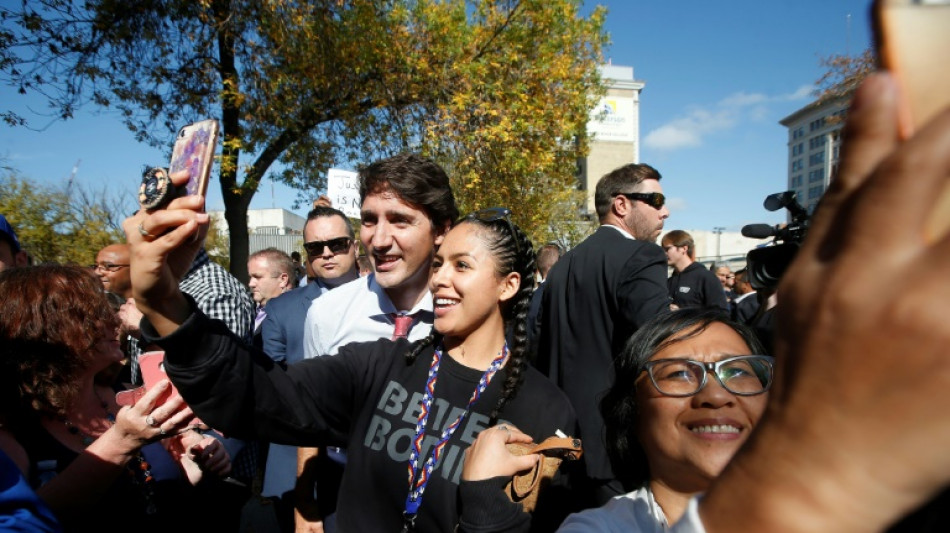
712, 226, 725, 262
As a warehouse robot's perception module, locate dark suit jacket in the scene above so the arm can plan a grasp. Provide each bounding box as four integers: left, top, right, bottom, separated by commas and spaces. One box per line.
731, 292, 760, 325
536, 225, 670, 482
261, 281, 326, 365
526, 281, 545, 361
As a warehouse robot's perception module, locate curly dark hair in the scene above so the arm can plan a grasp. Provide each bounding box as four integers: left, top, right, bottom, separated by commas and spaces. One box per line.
0, 265, 119, 421
405, 209, 535, 424
600, 308, 767, 488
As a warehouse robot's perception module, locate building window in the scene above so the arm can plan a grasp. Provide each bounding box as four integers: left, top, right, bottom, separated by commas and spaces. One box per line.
809, 151, 825, 166
808, 169, 825, 183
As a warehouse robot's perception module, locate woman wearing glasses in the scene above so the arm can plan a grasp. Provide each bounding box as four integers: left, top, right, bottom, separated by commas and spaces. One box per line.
555, 308, 771, 531
123, 190, 577, 532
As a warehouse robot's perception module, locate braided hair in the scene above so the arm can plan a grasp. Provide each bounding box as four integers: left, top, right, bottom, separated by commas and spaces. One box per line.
404, 210, 535, 424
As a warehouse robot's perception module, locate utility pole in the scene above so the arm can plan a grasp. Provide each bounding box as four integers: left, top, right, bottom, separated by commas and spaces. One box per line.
713, 226, 725, 263
65, 159, 81, 196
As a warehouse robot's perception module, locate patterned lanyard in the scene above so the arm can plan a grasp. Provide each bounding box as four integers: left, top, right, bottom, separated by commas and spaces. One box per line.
402, 342, 509, 532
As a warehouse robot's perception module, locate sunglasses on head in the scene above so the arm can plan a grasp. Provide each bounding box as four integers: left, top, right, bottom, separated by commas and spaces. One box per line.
616, 192, 665, 210
303, 237, 352, 256
463, 207, 520, 253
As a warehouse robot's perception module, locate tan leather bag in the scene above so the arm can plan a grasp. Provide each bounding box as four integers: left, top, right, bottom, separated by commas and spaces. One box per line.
504, 436, 583, 512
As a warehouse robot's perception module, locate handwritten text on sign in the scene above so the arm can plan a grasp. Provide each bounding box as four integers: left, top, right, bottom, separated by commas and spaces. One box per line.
327, 168, 360, 219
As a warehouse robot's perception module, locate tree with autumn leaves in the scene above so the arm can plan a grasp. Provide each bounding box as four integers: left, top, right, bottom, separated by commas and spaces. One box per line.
0, 171, 129, 265
1, 0, 607, 280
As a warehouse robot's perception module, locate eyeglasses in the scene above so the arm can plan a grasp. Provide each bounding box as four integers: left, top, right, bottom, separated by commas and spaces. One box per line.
463, 207, 520, 254
303, 237, 352, 257
616, 192, 666, 210
639, 355, 774, 397
91, 263, 130, 272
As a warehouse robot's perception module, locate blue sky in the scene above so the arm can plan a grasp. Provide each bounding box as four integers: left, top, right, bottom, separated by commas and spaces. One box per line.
0, 0, 873, 233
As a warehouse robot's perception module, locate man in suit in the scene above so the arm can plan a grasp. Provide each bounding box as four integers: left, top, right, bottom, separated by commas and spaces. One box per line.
257, 206, 359, 531
261, 207, 359, 365
731, 267, 760, 325
536, 163, 671, 509
526, 242, 563, 360
247, 247, 294, 349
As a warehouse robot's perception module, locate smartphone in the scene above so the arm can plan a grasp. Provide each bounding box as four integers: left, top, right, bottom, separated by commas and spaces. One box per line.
873, 0, 950, 137
115, 351, 203, 429
169, 118, 219, 200
873, 0, 950, 240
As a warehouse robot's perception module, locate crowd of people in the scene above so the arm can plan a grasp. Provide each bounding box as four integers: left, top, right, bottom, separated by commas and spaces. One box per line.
2, 69, 950, 533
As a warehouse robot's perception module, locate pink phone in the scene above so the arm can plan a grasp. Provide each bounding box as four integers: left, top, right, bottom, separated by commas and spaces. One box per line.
169, 118, 219, 200
115, 351, 203, 429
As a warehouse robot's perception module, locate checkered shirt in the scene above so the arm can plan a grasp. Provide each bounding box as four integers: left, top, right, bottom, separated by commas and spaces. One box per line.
128, 248, 255, 383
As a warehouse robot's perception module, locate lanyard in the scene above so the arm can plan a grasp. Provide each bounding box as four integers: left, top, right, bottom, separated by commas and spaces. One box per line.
401, 342, 508, 532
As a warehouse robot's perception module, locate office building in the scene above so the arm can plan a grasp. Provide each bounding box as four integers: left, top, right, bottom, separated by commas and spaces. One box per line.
779, 97, 849, 215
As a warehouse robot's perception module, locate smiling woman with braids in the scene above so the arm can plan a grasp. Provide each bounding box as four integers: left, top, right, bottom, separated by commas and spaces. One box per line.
123, 188, 577, 532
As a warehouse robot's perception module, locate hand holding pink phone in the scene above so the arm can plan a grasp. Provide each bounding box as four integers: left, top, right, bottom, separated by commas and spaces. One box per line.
116, 351, 204, 429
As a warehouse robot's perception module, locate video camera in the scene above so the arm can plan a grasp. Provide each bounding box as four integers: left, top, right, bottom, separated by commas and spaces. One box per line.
741, 191, 810, 290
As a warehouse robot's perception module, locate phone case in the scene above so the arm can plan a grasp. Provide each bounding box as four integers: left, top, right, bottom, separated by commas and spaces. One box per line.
169, 119, 219, 199
115, 351, 203, 429
873, 0, 950, 137
873, 0, 950, 241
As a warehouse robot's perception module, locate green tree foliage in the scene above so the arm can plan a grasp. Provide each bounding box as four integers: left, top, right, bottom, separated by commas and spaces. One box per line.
1, 0, 607, 280
204, 213, 230, 271
0, 171, 131, 264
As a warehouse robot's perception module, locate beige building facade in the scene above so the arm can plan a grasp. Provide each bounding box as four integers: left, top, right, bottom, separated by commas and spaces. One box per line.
779, 97, 848, 215
580, 64, 645, 215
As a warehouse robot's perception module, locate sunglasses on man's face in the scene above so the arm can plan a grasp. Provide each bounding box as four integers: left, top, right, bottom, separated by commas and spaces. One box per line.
304, 237, 352, 257
616, 192, 666, 210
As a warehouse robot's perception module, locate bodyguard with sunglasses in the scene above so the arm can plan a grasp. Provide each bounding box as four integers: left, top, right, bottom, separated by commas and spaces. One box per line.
536, 162, 673, 510
263, 206, 358, 366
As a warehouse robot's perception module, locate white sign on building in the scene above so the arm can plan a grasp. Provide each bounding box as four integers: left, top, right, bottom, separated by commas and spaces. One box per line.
588, 96, 636, 142
326, 168, 361, 219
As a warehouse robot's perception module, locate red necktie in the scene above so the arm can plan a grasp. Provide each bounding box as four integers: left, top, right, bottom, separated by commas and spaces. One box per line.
392, 313, 414, 340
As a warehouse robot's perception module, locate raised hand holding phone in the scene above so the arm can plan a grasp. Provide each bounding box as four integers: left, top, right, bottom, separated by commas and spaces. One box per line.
127, 119, 219, 334
125, 178, 211, 337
